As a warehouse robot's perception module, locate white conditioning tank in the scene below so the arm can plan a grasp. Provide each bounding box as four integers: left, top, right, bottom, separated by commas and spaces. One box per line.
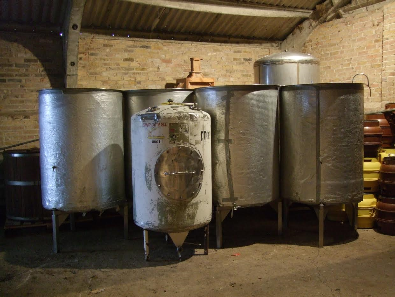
131, 101, 212, 260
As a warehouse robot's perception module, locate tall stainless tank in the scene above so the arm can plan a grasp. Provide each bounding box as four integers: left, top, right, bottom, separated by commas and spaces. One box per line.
254, 52, 320, 85
131, 103, 211, 260
123, 89, 194, 199
280, 83, 364, 205
39, 89, 126, 212
195, 85, 280, 248
196, 85, 279, 208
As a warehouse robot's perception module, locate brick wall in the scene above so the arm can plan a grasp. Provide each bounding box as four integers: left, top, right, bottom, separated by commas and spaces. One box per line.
382, 3, 395, 106
77, 34, 280, 89
0, 32, 278, 150
3, 2, 395, 150
304, 1, 395, 112
0, 32, 63, 150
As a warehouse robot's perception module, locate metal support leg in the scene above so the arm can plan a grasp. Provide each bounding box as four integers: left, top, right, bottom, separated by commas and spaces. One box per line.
176, 246, 183, 261
278, 201, 283, 236
215, 207, 231, 249
283, 199, 290, 229
123, 204, 129, 240
319, 203, 325, 248
69, 213, 75, 232
216, 207, 222, 249
52, 211, 59, 254
143, 229, 149, 261
204, 224, 209, 255
352, 202, 358, 231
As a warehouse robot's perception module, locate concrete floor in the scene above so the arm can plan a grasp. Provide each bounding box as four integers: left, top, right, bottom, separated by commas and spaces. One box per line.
0, 206, 394, 297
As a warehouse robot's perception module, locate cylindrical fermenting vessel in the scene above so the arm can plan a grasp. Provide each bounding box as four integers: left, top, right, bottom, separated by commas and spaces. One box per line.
123, 89, 194, 199
131, 103, 211, 233
254, 52, 320, 85
195, 85, 279, 208
280, 83, 364, 204
39, 89, 126, 212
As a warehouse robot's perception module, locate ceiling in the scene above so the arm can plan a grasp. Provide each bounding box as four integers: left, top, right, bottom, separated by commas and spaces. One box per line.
0, 0, 387, 43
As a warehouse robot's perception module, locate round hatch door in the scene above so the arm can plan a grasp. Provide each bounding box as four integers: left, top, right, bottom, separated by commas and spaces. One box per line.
155, 146, 204, 201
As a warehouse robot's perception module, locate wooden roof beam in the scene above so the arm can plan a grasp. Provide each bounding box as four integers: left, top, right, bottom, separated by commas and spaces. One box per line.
63, 0, 86, 88
123, 0, 313, 18
281, 0, 352, 51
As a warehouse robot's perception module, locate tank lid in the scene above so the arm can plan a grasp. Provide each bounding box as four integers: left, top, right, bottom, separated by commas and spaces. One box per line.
195, 84, 279, 93
3, 148, 40, 156
124, 88, 194, 94
281, 83, 364, 91
255, 52, 319, 65
39, 88, 122, 94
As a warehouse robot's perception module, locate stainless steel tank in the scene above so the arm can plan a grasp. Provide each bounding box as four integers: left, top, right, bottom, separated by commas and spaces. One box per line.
280, 83, 364, 205
131, 102, 211, 259
254, 51, 320, 85
195, 85, 280, 208
39, 89, 126, 212
123, 89, 194, 200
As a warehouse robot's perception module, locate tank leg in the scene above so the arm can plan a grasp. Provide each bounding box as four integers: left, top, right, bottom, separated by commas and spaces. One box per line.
143, 229, 149, 261
278, 201, 283, 236
283, 199, 290, 230
319, 203, 325, 248
177, 246, 183, 261
123, 203, 129, 240
216, 207, 223, 249
352, 202, 358, 231
215, 207, 231, 249
69, 213, 75, 232
204, 224, 209, 255
52, 211, 59, 254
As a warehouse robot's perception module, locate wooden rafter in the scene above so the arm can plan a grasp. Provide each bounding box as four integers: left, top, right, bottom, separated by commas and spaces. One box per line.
122, 0, 313, 18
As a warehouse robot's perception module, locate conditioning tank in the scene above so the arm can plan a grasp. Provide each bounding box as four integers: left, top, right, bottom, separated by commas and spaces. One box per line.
280, 83, 364, 205
195, 85, 279, 248
131, 102, 211, 260
39, 89, 126, 212
195, 85, 279, 208
123, 89, 194, 199
254, 51, 320, 85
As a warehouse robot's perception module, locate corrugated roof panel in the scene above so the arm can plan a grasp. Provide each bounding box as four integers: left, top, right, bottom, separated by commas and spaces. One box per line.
0, 0, 328, 42
80, 1, 313, 41
0, 0, 66, 27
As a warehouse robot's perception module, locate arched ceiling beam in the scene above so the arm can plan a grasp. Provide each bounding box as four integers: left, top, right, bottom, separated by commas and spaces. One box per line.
281, 0, 354, 51
63, 0, 86, 88
122, 0, 313, 18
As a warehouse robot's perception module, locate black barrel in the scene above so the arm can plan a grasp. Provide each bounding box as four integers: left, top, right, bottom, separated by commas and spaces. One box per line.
3, 149, 50, 221
0, 152, 5, 212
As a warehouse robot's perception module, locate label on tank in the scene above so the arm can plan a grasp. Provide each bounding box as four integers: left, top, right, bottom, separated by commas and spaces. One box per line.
169, 123, 189, 144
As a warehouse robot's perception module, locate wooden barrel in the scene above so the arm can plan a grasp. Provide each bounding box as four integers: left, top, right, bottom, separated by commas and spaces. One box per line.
379, 156, 395, 197
375, 196, 395, 235
3, 149, 51, 221
385, 103, 395, 110
383, 110, 395, 148
0, 152, 4, 210
366, 113, 393, 148
364, 120, 382, 158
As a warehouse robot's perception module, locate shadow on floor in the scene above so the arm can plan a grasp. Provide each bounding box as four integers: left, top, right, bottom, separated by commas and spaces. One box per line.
0, 204, 363, 270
